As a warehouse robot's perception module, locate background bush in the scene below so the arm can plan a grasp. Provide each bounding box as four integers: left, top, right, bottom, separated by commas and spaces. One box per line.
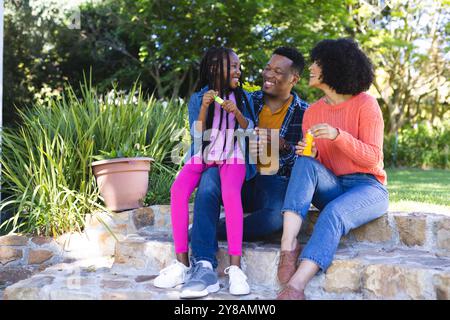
384, 122, 450, 169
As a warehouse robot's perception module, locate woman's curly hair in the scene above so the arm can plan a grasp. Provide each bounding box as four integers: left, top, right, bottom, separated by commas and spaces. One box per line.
310, 38, 374, 95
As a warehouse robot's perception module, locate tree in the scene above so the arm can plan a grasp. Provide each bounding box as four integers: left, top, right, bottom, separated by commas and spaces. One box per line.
65, 0, 351, 100
77, 0, 264, 99
3, 0, 83, 126
348, 0, 450, 133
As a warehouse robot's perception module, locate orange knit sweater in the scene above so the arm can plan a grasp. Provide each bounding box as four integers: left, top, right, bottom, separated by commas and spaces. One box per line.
302, 92, 387, 185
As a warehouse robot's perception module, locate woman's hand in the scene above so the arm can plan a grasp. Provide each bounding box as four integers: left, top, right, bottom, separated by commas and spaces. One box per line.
201, 90, 218, 109
310, 123, 339, 140
295, 139, 317, 158
221, 100, 240, 116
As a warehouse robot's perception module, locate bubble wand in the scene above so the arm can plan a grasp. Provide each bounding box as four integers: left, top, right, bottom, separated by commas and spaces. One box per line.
214, 96, 225, 105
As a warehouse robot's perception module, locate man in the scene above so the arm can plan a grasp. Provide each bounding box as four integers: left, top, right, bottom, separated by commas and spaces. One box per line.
182, 47, 309, 298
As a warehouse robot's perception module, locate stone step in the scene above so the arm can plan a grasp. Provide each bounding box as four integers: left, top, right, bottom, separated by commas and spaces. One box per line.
86, 205, 450, 255
3, 257, 276, 300
4, 230, 450, 300
111, 231, 450, 300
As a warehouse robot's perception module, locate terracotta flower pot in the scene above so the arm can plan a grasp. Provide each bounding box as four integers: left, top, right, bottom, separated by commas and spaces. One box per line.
91, 157, 154, 211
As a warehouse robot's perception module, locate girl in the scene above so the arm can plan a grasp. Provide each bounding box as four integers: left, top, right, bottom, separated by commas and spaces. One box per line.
154, 47, 256, 297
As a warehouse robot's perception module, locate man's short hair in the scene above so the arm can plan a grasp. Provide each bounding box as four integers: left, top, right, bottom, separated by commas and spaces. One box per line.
273, 47, 305, 75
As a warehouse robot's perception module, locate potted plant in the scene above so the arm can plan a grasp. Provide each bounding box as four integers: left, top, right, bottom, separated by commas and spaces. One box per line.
91, 143, 154, 211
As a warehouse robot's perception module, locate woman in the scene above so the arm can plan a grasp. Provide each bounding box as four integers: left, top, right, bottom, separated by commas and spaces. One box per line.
276, 38, 389, 300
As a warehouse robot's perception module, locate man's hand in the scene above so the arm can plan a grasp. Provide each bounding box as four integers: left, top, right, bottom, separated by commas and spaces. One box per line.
279, 136, 290, 153
259, 129, 289, 152
249, 127, 289, 161
310, 123, 339, 140
249, 127, 260, 160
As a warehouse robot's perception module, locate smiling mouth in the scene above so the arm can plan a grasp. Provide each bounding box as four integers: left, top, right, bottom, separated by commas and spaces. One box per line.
264, 81, 275, 88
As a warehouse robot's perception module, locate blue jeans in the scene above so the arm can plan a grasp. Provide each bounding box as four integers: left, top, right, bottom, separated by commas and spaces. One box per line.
282, 156, 389, 271
191, 168, 288, 268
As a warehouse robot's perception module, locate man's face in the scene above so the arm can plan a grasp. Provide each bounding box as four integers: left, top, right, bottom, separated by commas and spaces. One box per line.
262, 54, 299, 97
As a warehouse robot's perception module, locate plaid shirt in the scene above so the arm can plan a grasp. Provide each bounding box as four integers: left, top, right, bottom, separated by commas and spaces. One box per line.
251, 90, 309, 177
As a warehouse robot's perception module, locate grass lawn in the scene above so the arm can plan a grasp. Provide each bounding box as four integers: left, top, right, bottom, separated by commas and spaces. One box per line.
386, 168, 450, 213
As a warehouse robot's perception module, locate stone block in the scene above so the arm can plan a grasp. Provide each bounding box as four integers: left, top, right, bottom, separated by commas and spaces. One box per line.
0, 267, 34, 287
325, 260, 363, 293
0, 235, 28, 246
4, 276, 54, 300
0, 247, 23, 265
394, 215, 427, 247
158, 205, 171, 216
242, 248, 279, 287
352, 215, 392, 243
436, 219, 450, 251
113, 211, 132, 224
362, 265, 430, 299
31, 237, 54, 246
28, 250, 54, 265
434, 273, 450, 300
215, 245, 279, 288
132, 207, 155, 229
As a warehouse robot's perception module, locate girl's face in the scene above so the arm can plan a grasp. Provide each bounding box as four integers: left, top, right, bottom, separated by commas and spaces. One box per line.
308, 61, 323, 88
226, 52, 241, 89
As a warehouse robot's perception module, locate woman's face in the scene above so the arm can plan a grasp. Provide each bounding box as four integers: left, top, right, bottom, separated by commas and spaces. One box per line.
308, 61, 322, 88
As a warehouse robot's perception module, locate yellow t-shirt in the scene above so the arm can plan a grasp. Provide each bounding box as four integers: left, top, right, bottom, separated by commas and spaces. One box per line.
257, 95, 293, 174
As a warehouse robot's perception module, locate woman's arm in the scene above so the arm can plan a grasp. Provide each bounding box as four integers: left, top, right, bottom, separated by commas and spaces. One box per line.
310, 101, 384, 168
332, 104, 384, 167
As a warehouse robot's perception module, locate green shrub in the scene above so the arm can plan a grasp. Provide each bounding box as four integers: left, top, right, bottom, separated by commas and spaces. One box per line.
384, 122, 450, 169
0, 77, 186, 236
143, 167, 177, 206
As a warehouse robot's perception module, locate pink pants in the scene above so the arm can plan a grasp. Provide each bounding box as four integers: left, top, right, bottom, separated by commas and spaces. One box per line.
170, 156, 246, 256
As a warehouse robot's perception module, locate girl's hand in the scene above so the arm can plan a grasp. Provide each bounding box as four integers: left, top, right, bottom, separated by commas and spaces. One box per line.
221, 100, 240, 116
201, 90, 218, 109
310, 123, 339, 140
295, 140, 317, 158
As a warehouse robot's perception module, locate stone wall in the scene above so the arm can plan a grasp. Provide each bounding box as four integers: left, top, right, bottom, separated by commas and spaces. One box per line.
0, 235, 62, 268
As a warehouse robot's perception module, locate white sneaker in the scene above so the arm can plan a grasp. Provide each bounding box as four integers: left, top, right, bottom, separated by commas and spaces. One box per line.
224, 265, 250, 295
153, 260, 190, 289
